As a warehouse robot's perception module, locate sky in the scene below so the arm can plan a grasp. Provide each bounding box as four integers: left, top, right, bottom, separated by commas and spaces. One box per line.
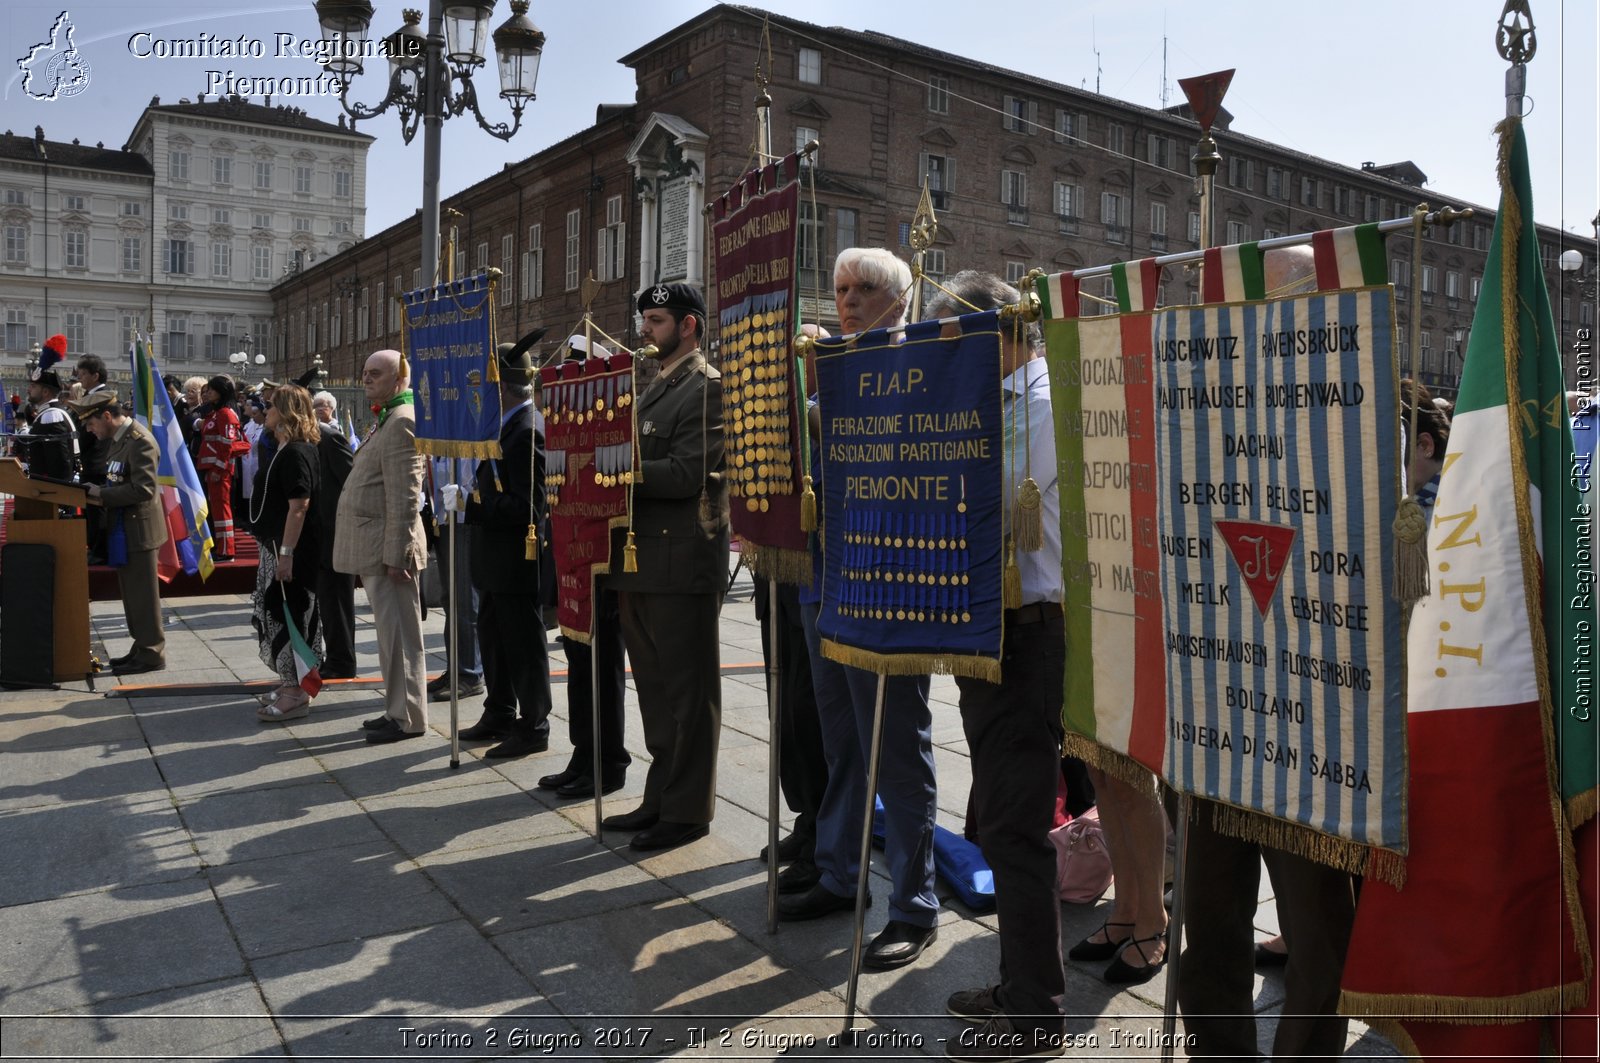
4, 0, 1596, 253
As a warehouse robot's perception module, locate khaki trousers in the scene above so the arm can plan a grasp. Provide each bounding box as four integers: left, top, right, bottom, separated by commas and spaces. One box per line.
365, 573, 427, 733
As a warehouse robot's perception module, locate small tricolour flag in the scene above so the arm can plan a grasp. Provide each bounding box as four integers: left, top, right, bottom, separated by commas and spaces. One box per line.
1310, 223, 1388, 291
1200, 242, 1265, 304
1110, 258, 1163, 313
281, 600, 322, 696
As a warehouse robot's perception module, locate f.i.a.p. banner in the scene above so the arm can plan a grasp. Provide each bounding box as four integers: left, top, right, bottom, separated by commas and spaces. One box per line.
814, 310, 1005, 682
403, 272, 502, 459
712, 153, 809, 584
1040, 230, 1406, 874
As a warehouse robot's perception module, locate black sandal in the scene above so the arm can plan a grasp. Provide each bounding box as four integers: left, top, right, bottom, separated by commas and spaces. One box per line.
1105, 931, 1167, 985
1067, 920, 1133, 962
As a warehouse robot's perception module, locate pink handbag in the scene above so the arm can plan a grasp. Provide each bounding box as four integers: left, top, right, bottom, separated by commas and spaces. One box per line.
1050, 806, 1114, 903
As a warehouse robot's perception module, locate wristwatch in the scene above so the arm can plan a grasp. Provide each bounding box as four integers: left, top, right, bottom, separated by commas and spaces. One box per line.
278, 545, 294, 557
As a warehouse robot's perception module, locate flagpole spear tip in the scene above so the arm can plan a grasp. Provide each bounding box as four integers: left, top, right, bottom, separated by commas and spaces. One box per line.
1497, 0, 1536, 117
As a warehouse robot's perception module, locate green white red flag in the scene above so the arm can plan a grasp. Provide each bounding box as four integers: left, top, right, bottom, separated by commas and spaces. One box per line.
1340, 116, 1594, 1054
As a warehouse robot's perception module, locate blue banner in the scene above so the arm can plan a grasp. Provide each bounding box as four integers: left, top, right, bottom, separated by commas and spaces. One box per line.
404, 273, 502, 459
813, 310, 1005, 681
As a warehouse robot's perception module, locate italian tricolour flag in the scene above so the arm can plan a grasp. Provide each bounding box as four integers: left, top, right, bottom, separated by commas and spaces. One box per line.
282, 600, 323, 696
1340, 116, 1596, 1057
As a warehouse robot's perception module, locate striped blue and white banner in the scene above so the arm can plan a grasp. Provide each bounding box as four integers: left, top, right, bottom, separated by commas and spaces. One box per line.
1153, 288, 1406, 851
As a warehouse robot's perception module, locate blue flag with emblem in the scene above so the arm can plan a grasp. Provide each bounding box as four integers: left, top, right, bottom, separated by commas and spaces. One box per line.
402, 272, 502, 460
813, 310, 1006, 682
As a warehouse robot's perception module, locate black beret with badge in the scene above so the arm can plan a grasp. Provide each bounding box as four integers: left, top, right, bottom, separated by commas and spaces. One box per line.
636, 282, 707, 323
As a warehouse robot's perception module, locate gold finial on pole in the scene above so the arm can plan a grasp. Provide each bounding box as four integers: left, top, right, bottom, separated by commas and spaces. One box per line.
441, 207, 463, 282
907, 180, 939, 322
580, 272, 602, 312
1497, 0, 1536, 117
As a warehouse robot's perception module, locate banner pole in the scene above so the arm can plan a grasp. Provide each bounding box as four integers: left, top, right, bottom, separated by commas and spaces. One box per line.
448, 508, 460, 769
841, 671, 887, 1042
584, 315, 607, 835
765, 575, 782, 935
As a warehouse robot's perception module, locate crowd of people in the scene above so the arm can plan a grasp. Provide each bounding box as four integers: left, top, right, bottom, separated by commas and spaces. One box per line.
9, 243, 1488, 1061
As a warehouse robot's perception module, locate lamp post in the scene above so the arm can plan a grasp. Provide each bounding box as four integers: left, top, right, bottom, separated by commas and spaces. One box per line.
313, 0, 545, 287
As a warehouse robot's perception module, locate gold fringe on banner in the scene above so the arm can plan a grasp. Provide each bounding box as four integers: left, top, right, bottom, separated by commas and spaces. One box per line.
559, 624, 593, 645
1059, 735, 1158, 794
745, 544, 813, 586
819, 639, 1001, 684
1208, 802, 1404, 888
1341, 978, 1586, 1027
1569, 788, 1598, 829
415, 439, 504, 460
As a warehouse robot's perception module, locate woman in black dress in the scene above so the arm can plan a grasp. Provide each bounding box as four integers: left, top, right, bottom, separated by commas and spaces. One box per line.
251, 384, 323, 720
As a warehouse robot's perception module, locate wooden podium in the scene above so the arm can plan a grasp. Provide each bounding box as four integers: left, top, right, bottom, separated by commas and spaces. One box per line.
0, 458, 92, 679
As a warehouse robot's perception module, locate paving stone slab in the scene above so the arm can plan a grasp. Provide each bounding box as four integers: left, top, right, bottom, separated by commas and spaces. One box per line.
178, 781, 385, 867
0, 742, 167, 811
0, 977, 285, 1059
0, 877, 244, 1014
361, 776, 579, 860
0, 792, 196, 905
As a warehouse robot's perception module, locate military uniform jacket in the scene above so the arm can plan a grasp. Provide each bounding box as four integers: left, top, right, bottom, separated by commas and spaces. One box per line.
466, 401, 544, 595
332, 403, 427, 577
98, 418, 168, 551
607, 350, 729, 596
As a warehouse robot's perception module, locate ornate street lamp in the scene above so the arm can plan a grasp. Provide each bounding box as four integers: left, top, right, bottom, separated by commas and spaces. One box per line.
312, 0, 544, 289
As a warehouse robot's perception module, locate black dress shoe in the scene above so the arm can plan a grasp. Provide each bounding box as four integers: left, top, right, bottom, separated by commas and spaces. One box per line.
538, 768, 580, 791
629, 820, 709, 851
600, 807, 658, 832
110, 652, 135, 668
365, 718, 425, 744
777, 858, 821, 894
483, 732, 549, 759
428, 674, 485, 698
320, 667, 358, 680
459, 714, 513, 741
361, 714, 391, 731
555, 773, 626, 798
114, 659, 166, 676
863, 919, 938, 970
759, 832, 807, 864
776, 883, 863, 921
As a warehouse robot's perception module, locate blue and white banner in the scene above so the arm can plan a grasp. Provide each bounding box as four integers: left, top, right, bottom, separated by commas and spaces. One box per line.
1154, 288, 1405, 852
403, 272, 501, 459
813, 310, 1005, 682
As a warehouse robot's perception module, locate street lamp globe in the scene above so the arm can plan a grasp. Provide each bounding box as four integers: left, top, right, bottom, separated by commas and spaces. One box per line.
493, 1, 544, 103
386, 9, 427, 84
443, 0, 496, 67
1560, 248, 1586, 274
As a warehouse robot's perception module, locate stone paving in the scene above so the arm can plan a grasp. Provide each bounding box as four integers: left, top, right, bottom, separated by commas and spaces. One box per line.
0, 572, 1397, 1060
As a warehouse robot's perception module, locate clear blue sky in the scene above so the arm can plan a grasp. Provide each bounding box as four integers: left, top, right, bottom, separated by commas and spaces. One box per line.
5, 1, 1595, 251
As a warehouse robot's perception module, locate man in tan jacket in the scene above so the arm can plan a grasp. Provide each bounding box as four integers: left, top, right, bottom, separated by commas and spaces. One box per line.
334, 349, 429, 744
77, 391, 166, 675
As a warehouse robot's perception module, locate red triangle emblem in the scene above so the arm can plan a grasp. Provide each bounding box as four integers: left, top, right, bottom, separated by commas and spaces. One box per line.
1214, 519, 1296, 617
1177, 69, 1235, 135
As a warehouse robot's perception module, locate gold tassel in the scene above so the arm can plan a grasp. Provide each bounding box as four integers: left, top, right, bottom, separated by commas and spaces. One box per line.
1003, 540, 1022, 609
697, 485, 717, 536
1014, 477, 1043, 552
800, 474, 818, 532
1391, 496, 1429, 605
524, 528, 539, 560
623, 530, 639, 573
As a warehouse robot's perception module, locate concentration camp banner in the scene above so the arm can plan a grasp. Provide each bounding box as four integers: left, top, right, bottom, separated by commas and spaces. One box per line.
814, 312, 1005, 681
539, 352, 635, 642
1037, 273, 1168, 782
1155, 288, 1405, 859
403, 272, 502, 459
712, 154, 809, 583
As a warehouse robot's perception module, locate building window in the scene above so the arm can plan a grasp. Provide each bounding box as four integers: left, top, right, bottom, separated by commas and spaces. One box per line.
1146, 134, 1171, 169
252, 243, 271, 280
1473, 224, 1491, 251
1188, 211, 1201, 244
927, 74, 949, 114
120, 200, 143, 217
1333, 186, 1352, 216
170, 150, 190, 181
521, 224, 543, 301
293, 216, 311, 233
1102, 192, 1130, 244
334, 167, 352, 199
294, 165, 313, 194
208, 323, 232, 361
796, 126, 819, 166
167, 313, 190, 359
797, 201, 823, 272
1149, 202, 1168, 251
834, 208, 857, 259
1363, 194, 1381, 222
62, 193, 85, 212
1005, 261, 1027, 286
1421, 264, 1437, 304
63, 310, 86, 353
1054, 181, 1082, 233
1470, 274, 1482, 301
358, 287, 370, 342
598, 195, 626, 282
5, 309, 31, 351
564, 208, 581, 291
1300, 177, 1319, 207
165, 239, 193, 275
1002, 95, 1036, 134
1054, 109, 1082, 144
412, 267, 422, 290
169, 201, 189, 221
1225, 219, 1249, 245
1390, 257, 1408, 288
122, 235, 142, 272
476, 240, 489, 272
62, 228, 86, 269
1445, 270, 1462, 301
1227, 157, 1252, 190
797, 47, 821, 84
1001, 170, 1028, 224
212, 241, 231, 278
375, 281, 387, 334
255, 161, 272, 190
392, 276, 404, 330
213, 156, 232, 185
920, 152, 954, 210
213, 207, 231, 226
4, 224, 27, 264
1105, 122, 1125, 155
252, 211, 272, 229
1265, 166, 1289, 200
330, 301, 342, 347
2, 189, 25, 206
501, 233, 515, 284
